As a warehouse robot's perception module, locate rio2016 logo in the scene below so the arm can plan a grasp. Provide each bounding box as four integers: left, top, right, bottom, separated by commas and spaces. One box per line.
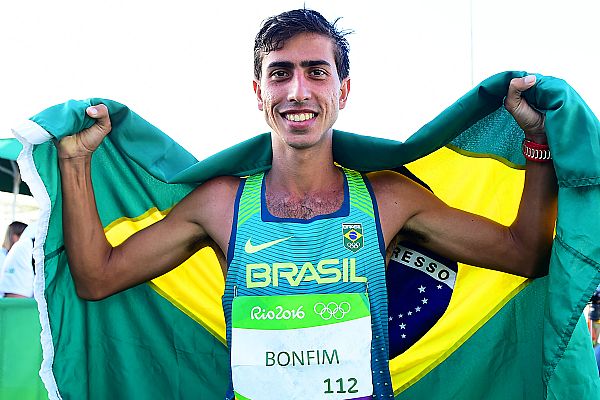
314, 301, 351, 320
250, 305, 305, 320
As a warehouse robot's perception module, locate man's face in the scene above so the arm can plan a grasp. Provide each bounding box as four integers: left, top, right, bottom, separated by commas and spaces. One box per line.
253, 33, 350, 150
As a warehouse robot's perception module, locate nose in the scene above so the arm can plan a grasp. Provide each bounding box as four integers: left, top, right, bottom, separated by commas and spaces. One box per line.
288, 73, 311, 103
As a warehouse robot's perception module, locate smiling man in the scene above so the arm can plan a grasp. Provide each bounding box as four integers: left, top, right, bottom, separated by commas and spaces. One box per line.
57, 9, 557, 399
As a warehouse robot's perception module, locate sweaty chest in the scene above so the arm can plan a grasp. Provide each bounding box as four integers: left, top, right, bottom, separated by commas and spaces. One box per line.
265, 191, 343, 220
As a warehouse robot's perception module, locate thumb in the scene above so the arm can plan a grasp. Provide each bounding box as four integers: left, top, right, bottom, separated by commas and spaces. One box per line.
86, 104, 111, 134
505, 75, 536, 112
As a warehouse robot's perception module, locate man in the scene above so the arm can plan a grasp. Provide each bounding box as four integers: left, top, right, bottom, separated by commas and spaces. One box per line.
56, 9, 556, 399
0, 220, 30, 298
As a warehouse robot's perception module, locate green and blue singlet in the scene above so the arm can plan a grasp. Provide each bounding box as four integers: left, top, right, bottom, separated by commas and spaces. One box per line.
222, 168, 393, 399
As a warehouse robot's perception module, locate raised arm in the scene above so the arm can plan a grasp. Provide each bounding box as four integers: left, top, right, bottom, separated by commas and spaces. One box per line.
374, 75, 557, 278
57, 105, 235, 300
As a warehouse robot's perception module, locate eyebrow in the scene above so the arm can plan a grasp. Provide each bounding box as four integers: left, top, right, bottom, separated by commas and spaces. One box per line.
266, 60, 332, 69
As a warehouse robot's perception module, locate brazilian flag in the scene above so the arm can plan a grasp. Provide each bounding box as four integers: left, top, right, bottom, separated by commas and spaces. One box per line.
13, 71, 600, 399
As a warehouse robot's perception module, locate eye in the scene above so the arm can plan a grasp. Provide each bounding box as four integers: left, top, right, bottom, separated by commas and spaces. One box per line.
309, 69, 328, 78
270, 70, 289, 80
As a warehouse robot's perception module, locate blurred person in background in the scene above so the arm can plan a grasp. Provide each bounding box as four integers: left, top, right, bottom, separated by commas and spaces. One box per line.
0, 221, 36, 298
0, 221, 27, 267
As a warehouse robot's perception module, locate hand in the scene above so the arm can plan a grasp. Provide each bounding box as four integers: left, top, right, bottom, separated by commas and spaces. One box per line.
504, 75, 546, 139
57, 104, 112, 159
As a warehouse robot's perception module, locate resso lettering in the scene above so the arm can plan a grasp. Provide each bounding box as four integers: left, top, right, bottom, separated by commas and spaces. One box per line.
391, 244, 457, 288
246, 258, 366, 288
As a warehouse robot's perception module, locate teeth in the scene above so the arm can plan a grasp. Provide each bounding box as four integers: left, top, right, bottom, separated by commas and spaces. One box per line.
285, 113, 315, 122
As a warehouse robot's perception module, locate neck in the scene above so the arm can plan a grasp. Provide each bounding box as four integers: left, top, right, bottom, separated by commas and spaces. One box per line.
268, 132, 340, 196
265, 131, 344, 219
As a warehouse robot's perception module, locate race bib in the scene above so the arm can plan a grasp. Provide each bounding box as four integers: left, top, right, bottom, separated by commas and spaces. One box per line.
231, 293, 373, 400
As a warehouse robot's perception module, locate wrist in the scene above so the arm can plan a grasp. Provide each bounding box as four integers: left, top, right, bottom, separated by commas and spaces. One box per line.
56, 134, 97, 162
522, 138, 551, 163
524, 132, 548, 145
58, 154, 92, 171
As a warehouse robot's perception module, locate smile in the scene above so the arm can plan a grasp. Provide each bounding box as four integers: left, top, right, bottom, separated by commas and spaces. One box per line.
284, 112, 316, 122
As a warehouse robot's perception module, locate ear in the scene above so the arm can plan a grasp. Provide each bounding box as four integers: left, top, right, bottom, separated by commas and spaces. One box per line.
253, 80, 264, 111
339, 77, 350, 110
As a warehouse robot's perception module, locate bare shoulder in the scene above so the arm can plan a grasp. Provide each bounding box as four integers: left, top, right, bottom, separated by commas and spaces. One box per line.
170, 175, 241, 251
366, 170, 441, 247
192, 175, 241, 201
183, 175, 241, 220
366, 170, 431, 204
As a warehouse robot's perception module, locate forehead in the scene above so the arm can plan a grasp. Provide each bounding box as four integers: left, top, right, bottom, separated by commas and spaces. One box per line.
261, 33, 336, 69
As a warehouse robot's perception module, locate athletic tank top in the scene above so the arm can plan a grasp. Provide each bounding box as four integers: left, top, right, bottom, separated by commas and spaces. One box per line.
222, 168, 393, 399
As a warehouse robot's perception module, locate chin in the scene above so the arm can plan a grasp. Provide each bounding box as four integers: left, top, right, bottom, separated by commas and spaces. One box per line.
284, 132, 326, 150
286, 141, 315, 150
271, 123, 331, 151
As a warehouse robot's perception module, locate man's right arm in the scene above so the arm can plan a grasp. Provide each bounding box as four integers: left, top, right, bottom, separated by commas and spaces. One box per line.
58, 105, 224, 300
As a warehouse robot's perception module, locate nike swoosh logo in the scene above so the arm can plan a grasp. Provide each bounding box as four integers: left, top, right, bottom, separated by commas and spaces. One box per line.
244, 236, 292, 254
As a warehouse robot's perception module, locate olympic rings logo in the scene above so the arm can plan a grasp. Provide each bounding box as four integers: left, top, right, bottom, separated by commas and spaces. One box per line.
313, 301, 351, 320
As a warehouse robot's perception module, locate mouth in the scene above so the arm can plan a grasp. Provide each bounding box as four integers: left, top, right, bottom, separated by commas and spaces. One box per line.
281, 112, 317, 122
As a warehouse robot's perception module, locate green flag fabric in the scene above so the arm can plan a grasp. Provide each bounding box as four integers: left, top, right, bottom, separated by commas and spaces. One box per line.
13, 71, 600, 399
0, 298, 47, 400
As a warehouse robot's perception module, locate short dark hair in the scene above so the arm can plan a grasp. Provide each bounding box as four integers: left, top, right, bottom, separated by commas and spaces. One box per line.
8, 221, 27, 238
3, 221, 27, 250
254, 9, 352, 82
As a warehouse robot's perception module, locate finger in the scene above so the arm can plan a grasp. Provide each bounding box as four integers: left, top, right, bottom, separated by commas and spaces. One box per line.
86, 104, 108, 119
86, 104, 112, 133
510, 75, 536, 92
505, 75, 536, 111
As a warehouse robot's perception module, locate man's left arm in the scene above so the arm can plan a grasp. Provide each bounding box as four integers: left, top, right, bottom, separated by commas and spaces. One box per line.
374, 76, 557, 278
